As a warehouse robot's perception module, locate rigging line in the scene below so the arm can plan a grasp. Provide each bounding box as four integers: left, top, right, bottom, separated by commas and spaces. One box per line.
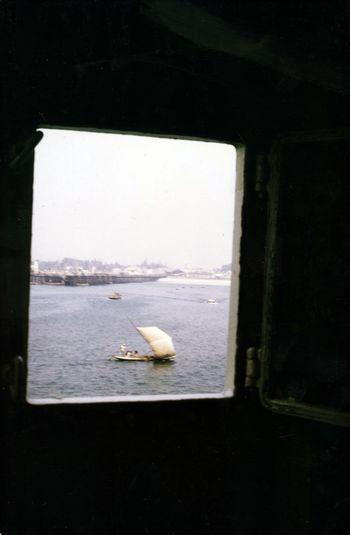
126, 316, 145, 341
125, 316, 153, 354
126, 316, 137, 329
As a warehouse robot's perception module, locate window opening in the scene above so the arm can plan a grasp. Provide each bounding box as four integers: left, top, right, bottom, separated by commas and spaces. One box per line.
27, 128, 242, 404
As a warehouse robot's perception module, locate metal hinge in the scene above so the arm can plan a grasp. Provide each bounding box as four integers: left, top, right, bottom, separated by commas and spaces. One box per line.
245, 347, 262, 388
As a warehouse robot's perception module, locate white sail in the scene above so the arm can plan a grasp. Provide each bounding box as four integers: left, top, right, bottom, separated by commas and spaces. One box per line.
136, 326, 176, 358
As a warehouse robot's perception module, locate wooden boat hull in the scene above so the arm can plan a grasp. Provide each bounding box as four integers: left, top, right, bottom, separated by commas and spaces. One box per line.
109, 355, 176, 362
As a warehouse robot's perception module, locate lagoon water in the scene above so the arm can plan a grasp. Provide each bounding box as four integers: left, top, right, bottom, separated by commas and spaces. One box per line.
28, 279, 231, 400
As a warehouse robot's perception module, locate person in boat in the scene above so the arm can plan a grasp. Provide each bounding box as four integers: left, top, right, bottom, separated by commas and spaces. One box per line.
119, 344, 127, 356
126, 350, 140, 358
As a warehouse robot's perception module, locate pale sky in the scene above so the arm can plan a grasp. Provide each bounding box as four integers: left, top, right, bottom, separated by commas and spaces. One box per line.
32, 128, 236, 268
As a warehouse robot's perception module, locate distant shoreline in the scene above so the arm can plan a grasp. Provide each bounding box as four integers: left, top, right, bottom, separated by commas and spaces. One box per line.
162, 277, 230, 286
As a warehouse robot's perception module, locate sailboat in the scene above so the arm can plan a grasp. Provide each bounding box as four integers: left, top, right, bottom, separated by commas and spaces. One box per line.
110, 326, 176, 362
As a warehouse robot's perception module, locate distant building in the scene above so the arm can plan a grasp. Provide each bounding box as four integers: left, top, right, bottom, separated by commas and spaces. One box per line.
31, 260, 39, 274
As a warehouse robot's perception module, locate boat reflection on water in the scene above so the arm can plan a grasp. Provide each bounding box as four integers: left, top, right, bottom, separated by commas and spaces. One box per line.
152, 357, 176, 366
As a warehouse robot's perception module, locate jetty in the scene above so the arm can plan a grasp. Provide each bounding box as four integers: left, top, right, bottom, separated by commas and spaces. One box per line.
30, 274, 166, 286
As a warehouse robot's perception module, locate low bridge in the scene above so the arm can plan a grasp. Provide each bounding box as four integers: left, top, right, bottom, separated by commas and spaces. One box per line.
31, 274, 166, 286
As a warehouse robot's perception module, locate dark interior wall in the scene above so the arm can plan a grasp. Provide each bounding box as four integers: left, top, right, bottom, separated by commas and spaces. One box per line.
1, 2, 350, 534
3, 0, 349, 143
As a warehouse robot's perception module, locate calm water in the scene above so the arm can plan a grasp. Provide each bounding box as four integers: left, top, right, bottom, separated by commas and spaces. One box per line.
28, 280, 231, 399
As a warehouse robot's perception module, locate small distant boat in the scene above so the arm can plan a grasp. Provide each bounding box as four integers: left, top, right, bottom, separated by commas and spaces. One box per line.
206, 298, 217, 304
110, 326, 176, 362
108, 292, 122, 300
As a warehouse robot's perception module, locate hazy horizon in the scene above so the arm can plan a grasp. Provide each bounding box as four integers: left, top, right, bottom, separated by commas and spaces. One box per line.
32, 129, 236, 269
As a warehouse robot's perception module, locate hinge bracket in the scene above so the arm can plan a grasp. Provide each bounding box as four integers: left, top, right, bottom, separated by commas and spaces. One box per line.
245, 347, 261, 388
